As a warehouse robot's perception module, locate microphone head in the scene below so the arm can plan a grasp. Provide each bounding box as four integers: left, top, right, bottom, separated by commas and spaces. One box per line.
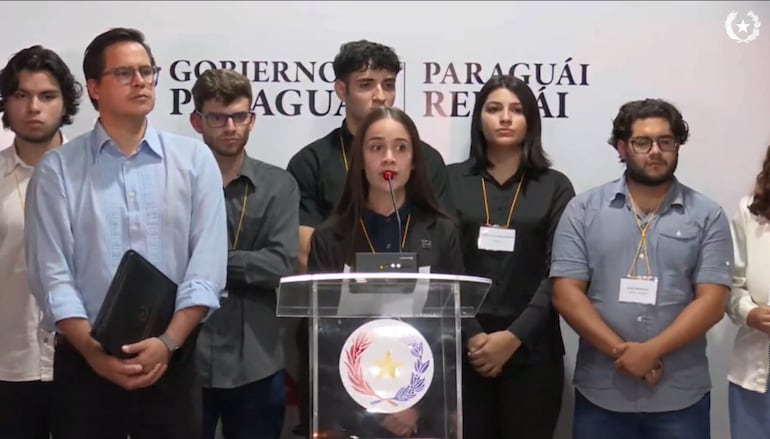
383, 171, 394, 181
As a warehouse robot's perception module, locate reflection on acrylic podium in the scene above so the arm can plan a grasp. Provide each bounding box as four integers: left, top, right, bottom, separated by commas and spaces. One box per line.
277, 272, 491, 439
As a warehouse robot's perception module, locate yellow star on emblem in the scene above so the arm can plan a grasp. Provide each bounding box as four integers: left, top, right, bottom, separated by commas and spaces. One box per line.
373, 350, 402, 379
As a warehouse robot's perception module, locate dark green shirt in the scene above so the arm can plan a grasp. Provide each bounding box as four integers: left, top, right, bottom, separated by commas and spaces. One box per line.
196, 154, 299, 388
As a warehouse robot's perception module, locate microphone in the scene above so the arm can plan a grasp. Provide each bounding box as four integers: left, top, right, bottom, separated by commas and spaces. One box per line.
383, 171, 403, 251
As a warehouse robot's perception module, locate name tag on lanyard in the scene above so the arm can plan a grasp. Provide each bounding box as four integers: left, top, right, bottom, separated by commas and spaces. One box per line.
619, 200, 660, 305
477, 174, 525, 253
477, 225, 516, 252
619, 276, 658, 305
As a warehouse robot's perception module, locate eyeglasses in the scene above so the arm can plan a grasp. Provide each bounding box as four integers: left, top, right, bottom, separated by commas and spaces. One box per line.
628, 135, 679, 153
102, 65, 161, 86
195, 111, 255, 128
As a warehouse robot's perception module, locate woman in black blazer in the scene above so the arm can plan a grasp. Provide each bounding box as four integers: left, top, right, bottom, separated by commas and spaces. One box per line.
308, 105, 462, 275
307, 106, 463, 438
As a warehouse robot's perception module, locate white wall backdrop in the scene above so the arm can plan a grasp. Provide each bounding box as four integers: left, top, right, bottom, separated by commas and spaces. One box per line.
1, 1, 769, 438
0, 127, 13, 148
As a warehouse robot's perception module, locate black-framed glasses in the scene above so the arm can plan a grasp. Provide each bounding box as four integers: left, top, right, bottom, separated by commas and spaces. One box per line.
195, 111, 255, 128
628, 135, 679, 153
102, 65, 161, 86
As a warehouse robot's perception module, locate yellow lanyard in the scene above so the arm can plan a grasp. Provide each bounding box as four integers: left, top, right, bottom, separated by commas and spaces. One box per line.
481, 173, 525, 227
360, 214, 412, 253
230, 186, 249, 250
12, 167, 25, 211
340, 133, 349, 172
626, 194, 663, 277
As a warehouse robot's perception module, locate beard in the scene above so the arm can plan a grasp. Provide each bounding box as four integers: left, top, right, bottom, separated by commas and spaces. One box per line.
626, 155, 678, 187
15, 125, 60, 145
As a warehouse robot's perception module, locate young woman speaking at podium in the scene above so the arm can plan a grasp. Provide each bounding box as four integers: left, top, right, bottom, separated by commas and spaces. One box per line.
306, 106, 463, 438
307, 105, 461, 275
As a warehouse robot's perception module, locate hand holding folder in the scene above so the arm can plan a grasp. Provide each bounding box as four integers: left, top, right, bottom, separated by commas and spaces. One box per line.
91, 250, 178, 359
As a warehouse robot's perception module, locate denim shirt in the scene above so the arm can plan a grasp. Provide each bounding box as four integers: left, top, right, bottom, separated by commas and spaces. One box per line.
550, 175, 733, 412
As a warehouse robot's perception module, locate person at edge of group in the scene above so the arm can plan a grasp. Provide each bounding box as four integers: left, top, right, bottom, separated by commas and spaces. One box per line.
0, 44, 82, 439
550, 98, 733, 439
725, 142, 770, 439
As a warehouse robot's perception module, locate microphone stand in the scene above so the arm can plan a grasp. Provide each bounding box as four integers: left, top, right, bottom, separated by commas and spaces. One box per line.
384, 173, 403, 252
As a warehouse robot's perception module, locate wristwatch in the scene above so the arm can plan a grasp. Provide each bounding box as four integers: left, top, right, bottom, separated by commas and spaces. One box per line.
158, 333, 181, 356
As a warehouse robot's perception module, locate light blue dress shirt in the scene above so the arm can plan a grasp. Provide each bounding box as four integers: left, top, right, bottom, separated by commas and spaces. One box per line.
24, 121, 227, 332
551, 174, 733, 413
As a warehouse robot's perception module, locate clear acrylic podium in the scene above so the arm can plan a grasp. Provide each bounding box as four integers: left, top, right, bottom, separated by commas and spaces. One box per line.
277, 272, 491, 439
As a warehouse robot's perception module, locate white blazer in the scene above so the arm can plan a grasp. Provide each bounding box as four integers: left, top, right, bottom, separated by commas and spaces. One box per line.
727, 194, 770, 393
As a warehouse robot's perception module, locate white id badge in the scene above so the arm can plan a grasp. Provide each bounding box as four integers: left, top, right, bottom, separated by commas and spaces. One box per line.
618, 276, 658, 305
477, 226, 516, 252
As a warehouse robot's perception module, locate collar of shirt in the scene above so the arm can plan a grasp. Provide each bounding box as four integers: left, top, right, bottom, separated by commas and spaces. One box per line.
229, 153, 260, 188
459, 158, 483, 177
460, 158, 525, 187
1, 132, 67, 176
609, 172, 685, 214
361, 202, 414, 253
1, 144, 28, 177
481, 167, 525, 188
90, 119, 163, 161
361, 201, 413, 233
330, 204, 437, 242
340, 119, 354, 150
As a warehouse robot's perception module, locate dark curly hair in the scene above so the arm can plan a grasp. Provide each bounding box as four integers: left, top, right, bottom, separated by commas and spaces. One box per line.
332, 40, 401, 83
748, 144, 770, 221
608, 98, 689, 162
0, 45, 82, 128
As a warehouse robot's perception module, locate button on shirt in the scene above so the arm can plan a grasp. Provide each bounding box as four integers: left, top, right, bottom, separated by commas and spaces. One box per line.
550, 175, 733, 413
0, 145, 54, 382
361, 204, 412, 253
24, 122, 227, 332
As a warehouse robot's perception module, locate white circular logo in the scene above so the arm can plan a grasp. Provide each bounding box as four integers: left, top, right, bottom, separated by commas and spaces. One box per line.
339, 319, 434, 414
725, 11, 761, 44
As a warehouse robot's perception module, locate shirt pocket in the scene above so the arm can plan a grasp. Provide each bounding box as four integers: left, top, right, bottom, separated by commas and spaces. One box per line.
657, 224, 700, 279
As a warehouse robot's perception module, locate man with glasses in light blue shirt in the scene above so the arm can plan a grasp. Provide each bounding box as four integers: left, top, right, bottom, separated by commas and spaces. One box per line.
551, 99, 733, 439
24, 27, 227, 439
